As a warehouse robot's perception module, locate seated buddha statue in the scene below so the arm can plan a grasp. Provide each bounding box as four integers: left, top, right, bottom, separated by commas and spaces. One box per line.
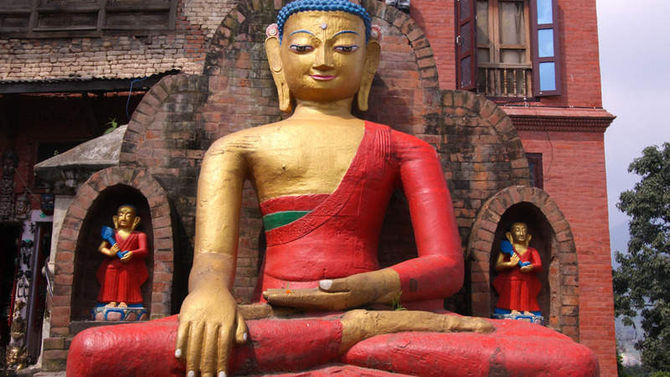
66, 1, 599, 376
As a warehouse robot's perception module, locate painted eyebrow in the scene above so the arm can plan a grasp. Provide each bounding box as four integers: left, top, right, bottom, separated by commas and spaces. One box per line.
333, 30, 359, 37
288, 29, 315, 37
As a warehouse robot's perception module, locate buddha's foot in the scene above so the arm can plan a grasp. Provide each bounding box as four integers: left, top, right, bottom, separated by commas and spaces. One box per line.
340, 309, 494, 352
118, 302, 128, 308
105, 302, 117, 308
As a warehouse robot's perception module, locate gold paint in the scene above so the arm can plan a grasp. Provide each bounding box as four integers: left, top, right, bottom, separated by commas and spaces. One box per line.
339, 310, 494, 353
263, 268, 401, 310
5, 345, 27, 371
495, 222, 534, 272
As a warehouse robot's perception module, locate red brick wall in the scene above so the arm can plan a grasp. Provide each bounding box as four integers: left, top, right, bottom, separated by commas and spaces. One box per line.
518, 129, 616, 376
410, 0, 455, 91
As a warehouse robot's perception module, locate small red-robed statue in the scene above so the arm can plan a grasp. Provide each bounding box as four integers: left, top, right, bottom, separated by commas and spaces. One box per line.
96, 204, 148, 309
493, 222, 543, 316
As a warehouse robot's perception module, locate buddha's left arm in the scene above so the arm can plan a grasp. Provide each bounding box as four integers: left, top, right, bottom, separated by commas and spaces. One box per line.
530, 248, 542, 271
389, 131, 464, 301
130, 232, 149, 258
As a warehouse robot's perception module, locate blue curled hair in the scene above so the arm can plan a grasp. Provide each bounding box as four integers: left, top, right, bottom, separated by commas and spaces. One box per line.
277, 0, 371, 42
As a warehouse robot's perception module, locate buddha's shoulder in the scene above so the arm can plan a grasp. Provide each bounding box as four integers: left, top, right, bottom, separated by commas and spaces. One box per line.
207, 122, 287, 153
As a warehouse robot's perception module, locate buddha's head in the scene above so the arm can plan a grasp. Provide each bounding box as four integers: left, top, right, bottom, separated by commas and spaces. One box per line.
507, 222, 531, 245
113, 204, 140, 231
265, 0, 381, 112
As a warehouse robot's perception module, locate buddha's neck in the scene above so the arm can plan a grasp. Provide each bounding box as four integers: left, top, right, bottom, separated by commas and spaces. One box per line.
117, 228, 132, 237
291, 98, 356, 121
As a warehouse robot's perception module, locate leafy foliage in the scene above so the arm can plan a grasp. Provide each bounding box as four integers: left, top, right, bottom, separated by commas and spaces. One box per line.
613, 143, 670, 372
104, 118, 119, 134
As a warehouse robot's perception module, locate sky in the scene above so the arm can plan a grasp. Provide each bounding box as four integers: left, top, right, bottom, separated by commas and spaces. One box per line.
598, 0, 669, 256
596, 0, 670, 364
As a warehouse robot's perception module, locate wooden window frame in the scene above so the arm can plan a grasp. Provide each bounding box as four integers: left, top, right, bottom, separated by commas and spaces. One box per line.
0, 0, 177, 38
457, 0, 562, 98
456, 0, 477, 90
526, 152, 543, 189
477, 0, 532, 70
530, 0, 562, 96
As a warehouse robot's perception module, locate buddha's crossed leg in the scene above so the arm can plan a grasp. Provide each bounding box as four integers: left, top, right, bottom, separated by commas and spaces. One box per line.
66, 309, 596, 376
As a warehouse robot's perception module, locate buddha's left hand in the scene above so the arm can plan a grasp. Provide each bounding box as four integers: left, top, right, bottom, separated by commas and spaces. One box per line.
263, 269, 401, 311
120, 251, 133, 263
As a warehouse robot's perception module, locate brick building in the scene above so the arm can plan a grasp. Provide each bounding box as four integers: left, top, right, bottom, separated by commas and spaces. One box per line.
0, 0, 615, 375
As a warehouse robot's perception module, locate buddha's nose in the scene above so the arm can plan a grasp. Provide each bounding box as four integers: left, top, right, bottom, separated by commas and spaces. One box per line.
313, 47, 333, 70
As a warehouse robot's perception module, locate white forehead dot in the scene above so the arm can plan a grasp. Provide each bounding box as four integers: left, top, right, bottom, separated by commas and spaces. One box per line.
320, 23, 327, 30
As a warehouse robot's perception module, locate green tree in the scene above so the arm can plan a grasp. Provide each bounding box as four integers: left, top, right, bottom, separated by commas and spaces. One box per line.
613, 142, 670, 372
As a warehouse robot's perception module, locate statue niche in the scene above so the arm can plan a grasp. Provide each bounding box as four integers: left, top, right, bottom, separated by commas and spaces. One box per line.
70, 184, 153, 322
490, 202, 553, 324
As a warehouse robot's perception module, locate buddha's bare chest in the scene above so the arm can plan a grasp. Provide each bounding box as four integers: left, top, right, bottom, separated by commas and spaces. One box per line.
248, 130, 363, 200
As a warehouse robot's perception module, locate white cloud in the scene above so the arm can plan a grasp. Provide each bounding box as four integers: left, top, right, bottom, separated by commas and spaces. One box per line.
598, 0, 670, 253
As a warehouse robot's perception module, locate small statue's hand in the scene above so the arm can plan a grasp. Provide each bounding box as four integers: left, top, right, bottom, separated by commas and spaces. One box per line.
176, 285, 247, 377
110, 244, 120, 253
120, 251, 133, 263
509, 254, 520, 267
520, 265, 533, 273
264, 270, 400, 311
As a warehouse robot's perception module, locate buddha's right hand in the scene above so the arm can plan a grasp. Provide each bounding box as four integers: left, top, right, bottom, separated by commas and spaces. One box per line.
176, 285, 247, 377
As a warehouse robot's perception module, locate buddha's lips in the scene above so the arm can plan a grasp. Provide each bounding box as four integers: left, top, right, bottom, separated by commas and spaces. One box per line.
311, 74, 335, 81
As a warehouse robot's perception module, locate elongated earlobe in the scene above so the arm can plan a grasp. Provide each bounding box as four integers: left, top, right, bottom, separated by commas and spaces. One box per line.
357, 40, 380, 112
265, 33, 293, 113
132, 216, 141, 231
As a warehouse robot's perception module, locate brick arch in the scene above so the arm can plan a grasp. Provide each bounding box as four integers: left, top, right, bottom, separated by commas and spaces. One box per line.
119, 73, 209, 168
50, 167, 173, 337
436, 90, 530, 247
467, 185, 580, 340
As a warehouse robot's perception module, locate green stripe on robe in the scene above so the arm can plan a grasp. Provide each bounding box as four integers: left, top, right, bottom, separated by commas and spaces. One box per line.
263, 211, 310, 231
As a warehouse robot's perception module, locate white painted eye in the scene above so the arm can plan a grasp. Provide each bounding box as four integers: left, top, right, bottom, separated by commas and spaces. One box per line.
334, 45, 359, 53
290, 44, 314, 53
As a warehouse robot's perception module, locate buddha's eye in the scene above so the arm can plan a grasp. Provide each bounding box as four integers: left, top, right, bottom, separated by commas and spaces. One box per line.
289, 44, 314, 53
334, 45, 359, 53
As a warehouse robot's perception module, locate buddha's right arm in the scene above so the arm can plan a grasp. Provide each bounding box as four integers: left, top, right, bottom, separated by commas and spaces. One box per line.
176, 136, 249, 377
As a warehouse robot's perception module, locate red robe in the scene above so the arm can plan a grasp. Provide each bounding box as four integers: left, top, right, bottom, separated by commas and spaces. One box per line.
493, 246, 543, 312
96, 230, 149, 304
256, 121, 463, 309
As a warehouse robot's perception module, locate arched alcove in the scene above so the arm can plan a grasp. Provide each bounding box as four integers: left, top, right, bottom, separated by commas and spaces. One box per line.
489, 202, 554, 318
468, 186, 580, 340
50, 166, 173, 339
70, 184, 153, 320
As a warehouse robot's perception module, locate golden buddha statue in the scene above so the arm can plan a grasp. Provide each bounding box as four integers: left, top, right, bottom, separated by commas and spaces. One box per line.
66, 1, 599, 376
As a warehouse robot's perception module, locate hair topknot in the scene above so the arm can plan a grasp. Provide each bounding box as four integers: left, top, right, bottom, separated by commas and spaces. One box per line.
276, 0, 372, 42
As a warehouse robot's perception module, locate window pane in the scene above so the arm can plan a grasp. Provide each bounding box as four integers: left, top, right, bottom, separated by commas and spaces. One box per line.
477, 48, 490, 64
461, 56, 472, 87
460, 22, 472, 53
499, 1, 525, 45
539, 62, 556, 91
460, 0, 471, 21
476, 0, 489, 45
501, 49, 525, 64
537, 0, 553, 24
538, 29, 554, 57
